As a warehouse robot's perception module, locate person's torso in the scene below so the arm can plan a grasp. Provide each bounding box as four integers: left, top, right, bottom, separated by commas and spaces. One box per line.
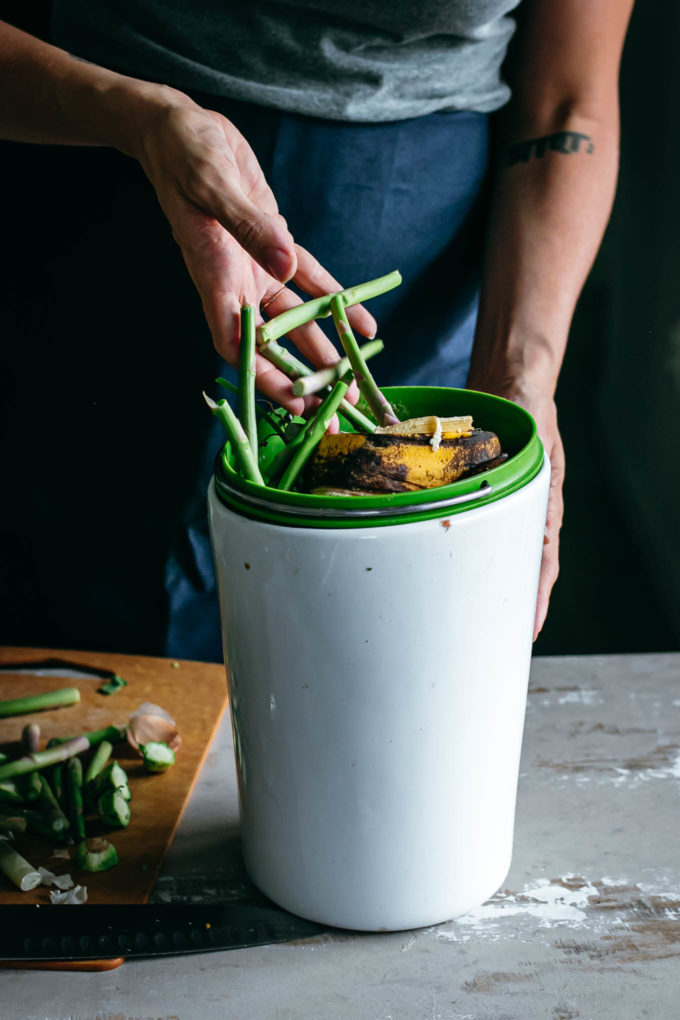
52, 0, 521, 121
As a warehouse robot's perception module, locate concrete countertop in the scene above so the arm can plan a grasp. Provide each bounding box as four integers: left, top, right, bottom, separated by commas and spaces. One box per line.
5, 653, 680, 1020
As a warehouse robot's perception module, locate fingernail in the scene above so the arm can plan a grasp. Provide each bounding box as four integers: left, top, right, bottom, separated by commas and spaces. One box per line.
266, 247, 294, 282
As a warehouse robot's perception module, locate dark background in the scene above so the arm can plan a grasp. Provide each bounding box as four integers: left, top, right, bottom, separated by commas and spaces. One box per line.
1, 1, 677, 657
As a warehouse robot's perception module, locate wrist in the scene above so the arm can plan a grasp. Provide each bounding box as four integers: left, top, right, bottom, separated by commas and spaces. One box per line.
467, 323, 563, 397
92, 78, 194, 159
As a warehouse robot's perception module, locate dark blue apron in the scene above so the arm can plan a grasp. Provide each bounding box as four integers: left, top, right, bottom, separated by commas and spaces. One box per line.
0, 100, 489, 661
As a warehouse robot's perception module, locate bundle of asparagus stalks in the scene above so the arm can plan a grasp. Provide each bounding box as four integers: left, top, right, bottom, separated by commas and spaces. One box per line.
205, 270, 506, 495
0, 688, 174, 891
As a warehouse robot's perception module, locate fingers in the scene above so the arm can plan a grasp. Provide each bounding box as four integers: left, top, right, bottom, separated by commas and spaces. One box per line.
294, 246, 378, 339
533, 442, 565, 640
175, 127, 298, 283
261, 285, 346, 369
534, 535, 559, 640
208, 181, 298, 283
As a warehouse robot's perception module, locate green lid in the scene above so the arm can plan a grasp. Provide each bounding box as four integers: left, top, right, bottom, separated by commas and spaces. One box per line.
213, 386, 544, 529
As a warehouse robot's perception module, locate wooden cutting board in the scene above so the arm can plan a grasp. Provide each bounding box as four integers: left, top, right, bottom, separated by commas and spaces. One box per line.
0, 647, 229, 907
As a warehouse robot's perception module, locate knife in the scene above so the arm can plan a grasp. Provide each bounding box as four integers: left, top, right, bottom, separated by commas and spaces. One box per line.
0, 903, 327, 961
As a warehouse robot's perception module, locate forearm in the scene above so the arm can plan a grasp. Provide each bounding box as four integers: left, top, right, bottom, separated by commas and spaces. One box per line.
468, 105, 619, 396
0, 19, 187, 156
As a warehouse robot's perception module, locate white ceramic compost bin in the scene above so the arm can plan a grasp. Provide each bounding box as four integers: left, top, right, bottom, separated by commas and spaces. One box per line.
208, 387, 550, 931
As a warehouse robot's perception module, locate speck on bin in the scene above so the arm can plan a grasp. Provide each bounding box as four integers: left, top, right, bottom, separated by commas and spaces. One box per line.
208, 387, 550, 931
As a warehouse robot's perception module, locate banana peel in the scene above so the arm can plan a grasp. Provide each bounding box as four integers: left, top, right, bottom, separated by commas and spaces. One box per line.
375, 415, 473, 439
306, 422, 503, 494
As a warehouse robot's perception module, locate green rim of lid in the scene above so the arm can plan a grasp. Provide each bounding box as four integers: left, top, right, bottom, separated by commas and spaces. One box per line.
213, 386, 544, 529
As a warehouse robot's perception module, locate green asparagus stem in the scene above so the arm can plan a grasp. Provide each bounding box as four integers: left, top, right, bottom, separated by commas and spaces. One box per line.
215, 378, 288, 440
292, 339, 384, 396
0, 838, 41, 891
330, 295, 399, 427
20, 808, 71, 844
22, 774, 41, 802
38, 775, 70, 834
66, 757, 86, 841
84, 740, 113, 786
50, 763, 65, 806
75, 836, 118, 872
0, 736, 89, 783
98, 789, 130, 828
239, 304, 258, 459
0, 814, 27, 836
0, 781, 24, 806
278, 380, 350, 493
20, 723, 42, 802
140, 742, 175, 773
264, 427, 307, 485
0, 687, 80, 719
258, 339, 377, 434
47, 724, 127, 749
257, 270, 402, 345
0, 753, 8, 764
84, 740, 113, 810
203, 393, 265, 485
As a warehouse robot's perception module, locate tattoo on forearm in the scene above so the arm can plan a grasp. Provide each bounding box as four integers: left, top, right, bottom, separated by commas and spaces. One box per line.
506, 131, 595, 166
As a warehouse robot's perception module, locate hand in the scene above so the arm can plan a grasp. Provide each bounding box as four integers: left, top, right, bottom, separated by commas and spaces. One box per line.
468, 375, 564, 640
132, 94, 376, 415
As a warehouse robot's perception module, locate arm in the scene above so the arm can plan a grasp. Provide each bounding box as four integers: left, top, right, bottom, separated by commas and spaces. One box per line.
0, 20, 375, 413
466, 0, 634, 637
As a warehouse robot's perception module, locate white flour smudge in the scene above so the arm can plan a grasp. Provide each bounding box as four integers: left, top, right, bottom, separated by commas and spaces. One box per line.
608, 751, 680, 788
433, 876, 680, 944
433, 877, 599, 942
557, 689, 601, 706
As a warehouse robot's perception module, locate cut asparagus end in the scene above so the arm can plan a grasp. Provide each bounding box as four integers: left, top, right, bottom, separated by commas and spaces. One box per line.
97, 789, 130, 828
93, 761, 129, 797
97, 674, 127, 696
140, 741, 175, 773
21, 808, 73, 844
74, 836, 119, 872
0, 838, 41, 891
84, 740, 113, 786
38, 775, 70, 834
21, 722, 40, 753
0, 687, 81, 719
66, 756, 86, 842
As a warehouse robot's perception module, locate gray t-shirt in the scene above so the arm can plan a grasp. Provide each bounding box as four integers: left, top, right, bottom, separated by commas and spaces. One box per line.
52, 1, 521, 122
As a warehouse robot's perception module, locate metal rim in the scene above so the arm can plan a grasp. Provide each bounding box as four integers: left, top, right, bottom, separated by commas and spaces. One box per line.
214, 472, 493, 520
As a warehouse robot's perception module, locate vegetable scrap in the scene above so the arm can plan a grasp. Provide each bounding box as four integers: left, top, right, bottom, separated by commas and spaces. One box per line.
0, 687, 80, 719
50, 884, 87, 905
206, 270, 507, 497
37, 866, 74, 890
140, 742, 175, 773
75, 837, 118, 873
97, 674, 128, 696
0, 838, 41, 891
127, 703, 181, 752
0, 694, 180, 895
